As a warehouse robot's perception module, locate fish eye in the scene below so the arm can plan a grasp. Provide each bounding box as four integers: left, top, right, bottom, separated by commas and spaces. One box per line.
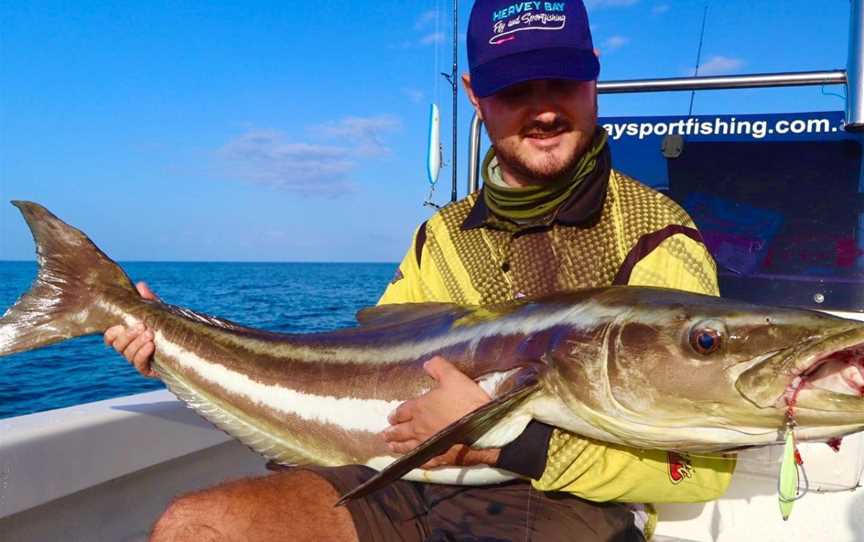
689, 322, 724, 355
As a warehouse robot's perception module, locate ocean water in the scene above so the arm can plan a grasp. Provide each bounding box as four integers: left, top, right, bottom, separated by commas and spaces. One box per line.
0, 261, 396, 420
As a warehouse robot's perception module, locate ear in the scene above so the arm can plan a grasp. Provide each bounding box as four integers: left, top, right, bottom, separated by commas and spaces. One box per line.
462, 74, 483, 121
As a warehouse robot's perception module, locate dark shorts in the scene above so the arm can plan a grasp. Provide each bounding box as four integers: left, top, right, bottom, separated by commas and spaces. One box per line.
305, 465, 645, 542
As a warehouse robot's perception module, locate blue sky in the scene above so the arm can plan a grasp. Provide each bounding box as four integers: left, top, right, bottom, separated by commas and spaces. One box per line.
0, 0, 853, 262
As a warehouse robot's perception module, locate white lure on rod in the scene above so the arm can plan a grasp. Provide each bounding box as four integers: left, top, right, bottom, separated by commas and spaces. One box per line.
427, 103, 442, 185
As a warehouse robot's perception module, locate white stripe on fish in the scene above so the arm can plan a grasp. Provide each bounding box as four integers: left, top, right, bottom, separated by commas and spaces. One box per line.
158, 332, 406, 433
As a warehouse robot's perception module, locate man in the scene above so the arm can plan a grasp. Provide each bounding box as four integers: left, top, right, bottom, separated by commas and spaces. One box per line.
106, 1, 734, 540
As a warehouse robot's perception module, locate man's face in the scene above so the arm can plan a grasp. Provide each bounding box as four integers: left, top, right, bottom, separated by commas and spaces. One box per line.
465, 77, 598, 187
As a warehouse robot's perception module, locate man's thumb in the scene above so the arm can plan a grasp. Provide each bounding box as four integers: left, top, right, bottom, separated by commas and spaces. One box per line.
423, 356, 455, 381
136, 281, 158, 301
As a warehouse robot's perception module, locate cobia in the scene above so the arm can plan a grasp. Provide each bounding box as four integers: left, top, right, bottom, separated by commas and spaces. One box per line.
3, 201, 864, 503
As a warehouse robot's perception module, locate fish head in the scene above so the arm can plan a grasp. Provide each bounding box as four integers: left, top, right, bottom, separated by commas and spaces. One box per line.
551, 287, 864, 444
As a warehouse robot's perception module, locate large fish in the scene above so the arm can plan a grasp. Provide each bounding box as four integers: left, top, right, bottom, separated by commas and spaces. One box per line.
3, 201, 864, 503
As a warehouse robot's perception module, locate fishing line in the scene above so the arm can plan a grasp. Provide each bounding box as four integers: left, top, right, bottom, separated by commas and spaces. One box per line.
433, 0, 441, 105
687, 3, 710, 116
821, 84, 847, 102
424, 0, 444, 209
424, 178, 443, 209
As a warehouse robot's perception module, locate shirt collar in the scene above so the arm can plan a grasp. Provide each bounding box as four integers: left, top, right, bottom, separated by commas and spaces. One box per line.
461, 170, 611, 231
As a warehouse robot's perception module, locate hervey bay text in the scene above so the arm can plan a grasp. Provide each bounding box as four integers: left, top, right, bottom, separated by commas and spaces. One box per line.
492, 2, 566, 21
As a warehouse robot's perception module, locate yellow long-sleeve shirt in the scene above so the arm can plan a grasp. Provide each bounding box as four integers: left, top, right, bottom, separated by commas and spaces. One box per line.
378, 169, 735, 532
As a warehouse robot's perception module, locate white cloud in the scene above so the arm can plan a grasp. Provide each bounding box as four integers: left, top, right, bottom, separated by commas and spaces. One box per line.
652, 3, 670, 14
419, 32, 446, 45
397, 10, 448, 48
219, 116, 401, 195
690, 55, 745, 76
401, 87, 425, 103
312, 115, 401, 157
219, 131, 354, 195
399, 31, 447, 49
602, 35, 630, 52
414, 10, 441, 30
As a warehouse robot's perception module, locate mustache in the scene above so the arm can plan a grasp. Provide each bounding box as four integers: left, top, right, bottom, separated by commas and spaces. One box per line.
520, 117, 572, 137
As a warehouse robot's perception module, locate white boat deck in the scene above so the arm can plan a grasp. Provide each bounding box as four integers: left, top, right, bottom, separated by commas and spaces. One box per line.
1, 389, 863, 541
0, 391, 268, 541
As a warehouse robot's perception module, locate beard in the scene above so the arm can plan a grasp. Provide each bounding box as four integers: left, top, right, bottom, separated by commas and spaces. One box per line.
493, 117, 592, 184
494, 141, 581, 183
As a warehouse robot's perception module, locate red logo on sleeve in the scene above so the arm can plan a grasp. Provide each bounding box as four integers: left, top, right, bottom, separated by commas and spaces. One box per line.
667, 452, 694, 484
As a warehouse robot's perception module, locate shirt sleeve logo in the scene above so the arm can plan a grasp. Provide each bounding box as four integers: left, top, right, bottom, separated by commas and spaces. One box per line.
667, 451, 694, 484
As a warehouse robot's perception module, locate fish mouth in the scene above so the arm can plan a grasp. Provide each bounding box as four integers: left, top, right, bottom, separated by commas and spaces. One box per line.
736, 326, 864, 411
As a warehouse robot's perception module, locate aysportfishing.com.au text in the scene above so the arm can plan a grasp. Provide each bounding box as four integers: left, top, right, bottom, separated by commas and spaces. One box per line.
602, 116, 844, 141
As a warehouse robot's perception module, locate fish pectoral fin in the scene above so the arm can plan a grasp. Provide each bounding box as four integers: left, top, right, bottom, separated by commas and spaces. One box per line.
336, 368, 542, 506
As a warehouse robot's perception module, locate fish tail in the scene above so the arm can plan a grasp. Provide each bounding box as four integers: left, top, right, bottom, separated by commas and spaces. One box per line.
0, 201, 139, 356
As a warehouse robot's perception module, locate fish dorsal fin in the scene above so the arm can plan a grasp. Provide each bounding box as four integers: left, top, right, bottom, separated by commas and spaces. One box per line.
169, 305, 249, 332
336, 366, 543, 505
355, 302, 466, 327
356, 299, 529, 328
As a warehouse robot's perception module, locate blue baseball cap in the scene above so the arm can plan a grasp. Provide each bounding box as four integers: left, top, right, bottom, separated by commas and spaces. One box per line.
467, 0, 600, 98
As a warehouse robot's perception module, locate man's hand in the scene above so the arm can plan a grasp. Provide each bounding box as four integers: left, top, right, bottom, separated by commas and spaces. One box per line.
383, 356, 501, 468
104, 281, 159, 378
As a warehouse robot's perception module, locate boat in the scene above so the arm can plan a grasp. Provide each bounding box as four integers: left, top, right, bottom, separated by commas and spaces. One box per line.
4, 3, 864, 541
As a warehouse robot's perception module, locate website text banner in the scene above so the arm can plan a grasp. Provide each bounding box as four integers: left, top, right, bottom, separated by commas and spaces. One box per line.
600, 111, 847, 143
597, 111, 855, 189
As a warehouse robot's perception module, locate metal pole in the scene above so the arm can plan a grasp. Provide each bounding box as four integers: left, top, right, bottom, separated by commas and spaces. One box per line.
450, 0, 459, 202
598, 71, 846, 94
848, 0, 864, 130
467, 114, 483, 194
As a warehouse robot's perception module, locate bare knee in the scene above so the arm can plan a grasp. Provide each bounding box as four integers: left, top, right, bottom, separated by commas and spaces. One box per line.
150, 470, 358, 542
150, 491, 227, 542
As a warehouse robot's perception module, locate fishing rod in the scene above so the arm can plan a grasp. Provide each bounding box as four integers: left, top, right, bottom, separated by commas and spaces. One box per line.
688, 3, 710, 116
448, 0, 458, 202
425, 0, 459, 208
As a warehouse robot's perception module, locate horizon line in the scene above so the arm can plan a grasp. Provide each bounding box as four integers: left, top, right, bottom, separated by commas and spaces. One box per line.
0, 259, 399, 265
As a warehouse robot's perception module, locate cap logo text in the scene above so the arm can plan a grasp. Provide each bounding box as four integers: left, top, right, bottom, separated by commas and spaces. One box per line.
492, 2, 566, 22
490, 3, 567, 45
